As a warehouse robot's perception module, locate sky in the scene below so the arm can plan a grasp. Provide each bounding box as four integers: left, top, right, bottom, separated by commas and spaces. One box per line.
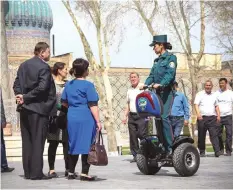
48, 0, 227, 68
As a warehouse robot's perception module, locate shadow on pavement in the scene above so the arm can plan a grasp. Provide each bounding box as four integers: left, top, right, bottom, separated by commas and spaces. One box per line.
132, 169, 198, 178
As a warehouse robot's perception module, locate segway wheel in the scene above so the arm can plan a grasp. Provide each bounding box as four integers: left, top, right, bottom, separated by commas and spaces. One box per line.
173, 143, 200, 177
136, 153, 161, 175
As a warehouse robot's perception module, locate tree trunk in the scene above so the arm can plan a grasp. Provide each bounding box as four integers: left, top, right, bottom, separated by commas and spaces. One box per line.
62, 1, 117, 152
187, 57, 198, 146
1, 1, 10, 99
102, 71, 117, 153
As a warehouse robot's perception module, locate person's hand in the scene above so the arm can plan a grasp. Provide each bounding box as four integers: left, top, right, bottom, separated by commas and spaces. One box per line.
217, 116, 221, 123
139, 84, 145, 90
184, 120, 189, 126
96, 122, 102, 131
122, 117, 128, 125
197, 115, 203, 121
153, 83, 161, 89
16, 94, 24, 104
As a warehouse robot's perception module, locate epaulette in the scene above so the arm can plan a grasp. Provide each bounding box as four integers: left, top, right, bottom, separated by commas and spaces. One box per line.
154, 58, 159, 62
167, 52, 173, 56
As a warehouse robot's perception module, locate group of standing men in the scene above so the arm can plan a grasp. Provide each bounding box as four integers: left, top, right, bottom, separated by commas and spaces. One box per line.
194, 78, 232, 157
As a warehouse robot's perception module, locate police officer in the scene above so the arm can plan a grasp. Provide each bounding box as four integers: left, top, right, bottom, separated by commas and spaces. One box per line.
141, 35, 177, 158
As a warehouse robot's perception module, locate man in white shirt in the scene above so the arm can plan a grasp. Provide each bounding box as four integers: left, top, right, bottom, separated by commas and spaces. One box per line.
123, 72, 148, 162
194, 80, 221, 157
215, 78, 232, 156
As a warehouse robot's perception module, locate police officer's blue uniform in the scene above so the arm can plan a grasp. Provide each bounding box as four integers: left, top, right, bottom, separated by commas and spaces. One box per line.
145, 35, 177, 155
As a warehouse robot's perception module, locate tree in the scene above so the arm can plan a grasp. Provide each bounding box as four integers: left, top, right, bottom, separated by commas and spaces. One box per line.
62, 0, 126, 154
130, 0, 158, 36
208, 1, 233, 57
130, 0, 206, 139
1, 1, 10, 100
165, 0, 206, 139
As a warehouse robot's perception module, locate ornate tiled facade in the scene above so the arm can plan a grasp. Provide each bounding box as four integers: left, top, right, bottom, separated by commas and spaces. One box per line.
6, 36, 50, 56
4, 0, 53, 56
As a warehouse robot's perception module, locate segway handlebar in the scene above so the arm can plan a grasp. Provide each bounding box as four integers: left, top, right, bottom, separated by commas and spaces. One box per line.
143, 84, 164, 92
142, 85, 153, 90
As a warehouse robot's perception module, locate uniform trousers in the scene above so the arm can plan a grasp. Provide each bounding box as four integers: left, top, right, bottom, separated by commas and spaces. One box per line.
159, 90, 174, 152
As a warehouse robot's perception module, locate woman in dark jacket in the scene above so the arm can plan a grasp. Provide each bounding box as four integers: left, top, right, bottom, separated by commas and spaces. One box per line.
47, 62, 72, 178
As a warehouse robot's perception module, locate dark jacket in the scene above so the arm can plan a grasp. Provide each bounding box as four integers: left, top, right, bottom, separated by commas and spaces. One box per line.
13, 56, 56, 116
0, 87, 6, 127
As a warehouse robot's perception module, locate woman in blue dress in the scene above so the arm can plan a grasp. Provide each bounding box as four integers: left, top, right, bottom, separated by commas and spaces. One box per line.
61, 58, 102, 181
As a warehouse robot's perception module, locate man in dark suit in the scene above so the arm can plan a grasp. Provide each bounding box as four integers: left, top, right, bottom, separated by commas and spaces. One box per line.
13, 42, 56, 180
1, 87, 15, 173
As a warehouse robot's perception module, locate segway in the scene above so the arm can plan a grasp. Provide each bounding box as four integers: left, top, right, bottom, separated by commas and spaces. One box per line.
135, 85, 200, 177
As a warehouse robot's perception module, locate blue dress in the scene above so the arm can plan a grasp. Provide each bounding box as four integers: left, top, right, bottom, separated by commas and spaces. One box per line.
61, 79, 99, 155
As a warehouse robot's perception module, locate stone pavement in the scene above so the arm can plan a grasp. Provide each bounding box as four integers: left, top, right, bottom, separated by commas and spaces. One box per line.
1, 155, 233, 189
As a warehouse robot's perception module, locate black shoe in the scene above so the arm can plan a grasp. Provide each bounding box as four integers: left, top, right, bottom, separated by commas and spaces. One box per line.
31, 174, 52, 180
48, 172, 58, 178
225, 152, 232, 156
215, 151, 221, 157
1, 167, 15, 173
80, 175, 96, 181
67, 174, 76, 180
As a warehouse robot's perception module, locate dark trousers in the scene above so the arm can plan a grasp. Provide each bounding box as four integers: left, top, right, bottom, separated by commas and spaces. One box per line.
20, 109, 48, 178
159, 90, 174, 152
1, 128, 8, 169
218, 115, 232, 153
69, 154, 90, 175
128, 113, 148, 157
170, 116, 184, 138
197, 116, 220, 154
48, 141, 69, 170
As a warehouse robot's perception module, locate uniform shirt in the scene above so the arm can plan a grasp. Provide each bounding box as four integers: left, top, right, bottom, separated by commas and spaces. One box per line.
194, 90, 218, 116
215, 89, 233, 117
126, 83, 143, 113
145, 51, 177, 87
171, 91, 190, 121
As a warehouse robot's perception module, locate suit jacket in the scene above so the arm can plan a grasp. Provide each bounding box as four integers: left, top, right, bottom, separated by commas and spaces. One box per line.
13, 56, 56, 116
0, 87, 6, 127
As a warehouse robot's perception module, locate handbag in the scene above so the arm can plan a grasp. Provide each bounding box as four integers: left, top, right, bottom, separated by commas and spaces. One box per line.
87, 130, 108, 166
48, 116, 58, 134
56, 114, 67, 130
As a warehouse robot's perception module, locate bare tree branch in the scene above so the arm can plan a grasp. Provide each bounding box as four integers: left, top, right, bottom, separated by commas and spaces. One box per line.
195, 0, 205, 64
149, 0, 158, 23
132, 0, 156, 35
166, 1, 188, 55
62, 0, 100, 71
179, 1, 192, 55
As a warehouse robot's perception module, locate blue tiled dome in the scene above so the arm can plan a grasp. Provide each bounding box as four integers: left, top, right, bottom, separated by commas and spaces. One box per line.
4, 0, 53, 31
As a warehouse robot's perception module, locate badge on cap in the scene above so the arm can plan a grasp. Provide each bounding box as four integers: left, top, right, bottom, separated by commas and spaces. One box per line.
169, 62, 175, 68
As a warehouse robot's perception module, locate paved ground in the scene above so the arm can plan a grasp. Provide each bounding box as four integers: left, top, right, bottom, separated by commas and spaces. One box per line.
1, 154, 233, 189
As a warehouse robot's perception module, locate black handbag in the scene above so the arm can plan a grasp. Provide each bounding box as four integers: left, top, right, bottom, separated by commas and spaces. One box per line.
56, 114, 67, 130
48, 116, 58, 133
48, 113, 67, 133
